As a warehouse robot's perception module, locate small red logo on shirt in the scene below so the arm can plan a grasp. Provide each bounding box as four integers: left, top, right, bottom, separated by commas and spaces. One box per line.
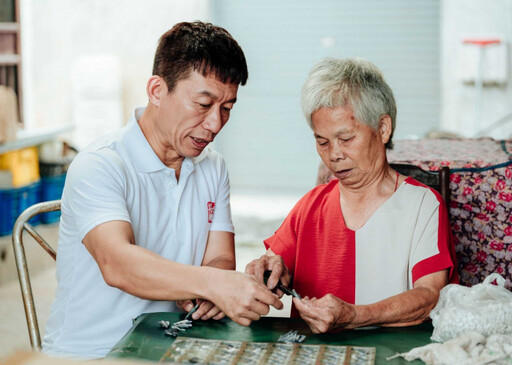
207, 202, 215, 223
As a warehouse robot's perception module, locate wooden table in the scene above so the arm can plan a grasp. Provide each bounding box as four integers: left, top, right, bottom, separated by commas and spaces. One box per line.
107, 312, 431, 364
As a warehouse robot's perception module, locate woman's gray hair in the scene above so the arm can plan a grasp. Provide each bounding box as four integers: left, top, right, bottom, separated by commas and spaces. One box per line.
301, 58, 397, 149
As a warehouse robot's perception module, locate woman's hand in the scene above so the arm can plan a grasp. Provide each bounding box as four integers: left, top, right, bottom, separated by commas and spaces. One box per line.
293, 294, 356, 333
245, 251, 292, 298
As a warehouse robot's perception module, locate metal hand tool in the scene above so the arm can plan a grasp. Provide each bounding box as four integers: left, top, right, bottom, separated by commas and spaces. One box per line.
263, 270, 301, 299
185, 301, 201, 320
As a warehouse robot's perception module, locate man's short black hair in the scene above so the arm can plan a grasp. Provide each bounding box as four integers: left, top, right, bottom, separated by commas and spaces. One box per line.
152, 21, 248, 93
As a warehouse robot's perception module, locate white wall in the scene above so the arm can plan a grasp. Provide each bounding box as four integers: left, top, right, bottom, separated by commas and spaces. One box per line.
214, 0, 441, 194
441, 0, 512, 138
21, 0, 209, 130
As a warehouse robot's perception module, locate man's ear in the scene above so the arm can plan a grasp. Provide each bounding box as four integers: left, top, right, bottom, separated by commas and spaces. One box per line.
379, 115, 392, 144
147, 75, 164, 107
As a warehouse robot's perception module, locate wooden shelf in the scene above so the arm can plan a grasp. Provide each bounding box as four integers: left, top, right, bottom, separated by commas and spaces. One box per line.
0, 124, 74, 154
0, 22, 19, 32
0, 0, 22, 122
0, 54, 20, 64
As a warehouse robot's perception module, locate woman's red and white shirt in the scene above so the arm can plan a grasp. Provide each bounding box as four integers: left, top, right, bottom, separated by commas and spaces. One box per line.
265, 178, 458, 317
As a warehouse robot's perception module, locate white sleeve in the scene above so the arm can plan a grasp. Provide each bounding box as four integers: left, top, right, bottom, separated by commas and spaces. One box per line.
410, 192, 454, 285
62, 150, 131, 243
209, 155, 234, 233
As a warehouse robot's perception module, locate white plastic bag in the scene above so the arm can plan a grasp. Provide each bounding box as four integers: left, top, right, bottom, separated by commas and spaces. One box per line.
430, 273, 512, 342
388, 331, 512, 365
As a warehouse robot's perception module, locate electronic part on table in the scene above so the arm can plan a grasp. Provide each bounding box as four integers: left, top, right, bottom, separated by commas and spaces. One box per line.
160, 337, 375, 365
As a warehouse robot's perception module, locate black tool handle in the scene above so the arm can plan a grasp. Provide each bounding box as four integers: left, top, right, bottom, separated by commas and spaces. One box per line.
263, 270, 296, 297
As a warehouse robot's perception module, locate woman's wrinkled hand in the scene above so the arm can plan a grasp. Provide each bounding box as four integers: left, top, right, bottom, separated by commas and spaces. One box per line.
293, 294, 356, 333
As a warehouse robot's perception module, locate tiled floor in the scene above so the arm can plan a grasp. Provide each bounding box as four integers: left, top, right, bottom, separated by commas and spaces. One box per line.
0, 193, 297, 358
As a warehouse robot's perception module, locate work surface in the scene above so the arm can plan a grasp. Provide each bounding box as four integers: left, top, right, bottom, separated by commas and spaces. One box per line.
107, 312, 432, 364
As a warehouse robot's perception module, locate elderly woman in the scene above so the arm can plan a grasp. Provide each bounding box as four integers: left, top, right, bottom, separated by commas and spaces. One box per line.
246, 58, 458, 333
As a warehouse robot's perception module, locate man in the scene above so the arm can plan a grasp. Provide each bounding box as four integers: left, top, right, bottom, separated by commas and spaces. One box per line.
43, 22, 282, 359
246, 57, 458, 333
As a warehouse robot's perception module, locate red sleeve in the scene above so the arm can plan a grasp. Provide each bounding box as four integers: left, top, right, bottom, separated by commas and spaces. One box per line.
263, 199, 303, 275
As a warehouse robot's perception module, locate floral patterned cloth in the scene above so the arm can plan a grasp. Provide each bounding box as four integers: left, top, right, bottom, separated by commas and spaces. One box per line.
317, 138, 512, 290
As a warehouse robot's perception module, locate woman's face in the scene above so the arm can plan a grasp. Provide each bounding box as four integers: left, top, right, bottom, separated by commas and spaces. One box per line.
311, 106, 391, 189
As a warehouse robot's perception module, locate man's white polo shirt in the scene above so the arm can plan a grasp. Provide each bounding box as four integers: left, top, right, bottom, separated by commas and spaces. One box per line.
43, 107, 234, 359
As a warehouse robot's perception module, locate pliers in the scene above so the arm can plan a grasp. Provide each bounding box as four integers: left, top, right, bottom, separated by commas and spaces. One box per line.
263, 270, 301, 299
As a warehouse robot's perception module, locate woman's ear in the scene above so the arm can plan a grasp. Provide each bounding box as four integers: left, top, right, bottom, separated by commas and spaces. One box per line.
379, 115, 392, 144
147, 75, 164, 107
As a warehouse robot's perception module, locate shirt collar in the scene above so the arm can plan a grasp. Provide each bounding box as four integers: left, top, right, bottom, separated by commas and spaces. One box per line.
122, 107, 209, 173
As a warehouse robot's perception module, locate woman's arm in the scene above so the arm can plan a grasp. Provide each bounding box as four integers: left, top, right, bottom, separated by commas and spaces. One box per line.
293, 269, 448, 333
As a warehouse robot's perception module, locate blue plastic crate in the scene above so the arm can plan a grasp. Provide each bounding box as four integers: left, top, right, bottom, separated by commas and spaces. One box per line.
40, 174, 66, 224
0, 181, 41, 236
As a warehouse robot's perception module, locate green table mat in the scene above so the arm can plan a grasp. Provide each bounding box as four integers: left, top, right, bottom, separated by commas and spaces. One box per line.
107, 312, 431, 364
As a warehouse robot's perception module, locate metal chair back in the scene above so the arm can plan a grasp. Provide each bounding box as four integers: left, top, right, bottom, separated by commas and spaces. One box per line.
11, 200, 61, 350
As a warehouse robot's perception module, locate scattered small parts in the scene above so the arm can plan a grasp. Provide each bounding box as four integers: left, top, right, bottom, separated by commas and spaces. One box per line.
158, 319, 193, 337
277, 330, 306, 343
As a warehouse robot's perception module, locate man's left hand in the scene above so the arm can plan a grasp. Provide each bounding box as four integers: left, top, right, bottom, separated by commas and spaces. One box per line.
176, 298, 225, 321
293, 294, 356, 333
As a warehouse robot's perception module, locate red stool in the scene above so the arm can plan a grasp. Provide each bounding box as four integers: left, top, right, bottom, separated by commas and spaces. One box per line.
462, 38, 502, 136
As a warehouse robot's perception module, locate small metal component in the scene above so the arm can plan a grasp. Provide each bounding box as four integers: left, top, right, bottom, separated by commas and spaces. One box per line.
277, 329, 307, 343
173, 319, 193, 327
171, 319, 193, 332
291, 289, 302, 300
173, 324, 192, 329
164, 329, 179, 337
173, 323, 192, 328
159, 318, 193, 337
158, 320, 171, 329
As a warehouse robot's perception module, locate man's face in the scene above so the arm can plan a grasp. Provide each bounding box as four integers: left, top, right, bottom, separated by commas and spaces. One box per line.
312, 106, 387, 188
156, 71, 239, 158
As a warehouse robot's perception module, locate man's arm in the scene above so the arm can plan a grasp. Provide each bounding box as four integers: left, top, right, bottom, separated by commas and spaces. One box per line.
201, 231, 235, 270
293, 269, 448, 333
178, 231, 236, 320
83, 221, 283, 326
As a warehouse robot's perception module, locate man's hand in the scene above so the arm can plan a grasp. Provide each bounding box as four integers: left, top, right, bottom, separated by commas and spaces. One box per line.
83, 223, 282, 326
186, 231, 235, 321
245, 250, 291, 298
207, 270, 283, 327
176, 298, 225, 321
293, 294, 356, 333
